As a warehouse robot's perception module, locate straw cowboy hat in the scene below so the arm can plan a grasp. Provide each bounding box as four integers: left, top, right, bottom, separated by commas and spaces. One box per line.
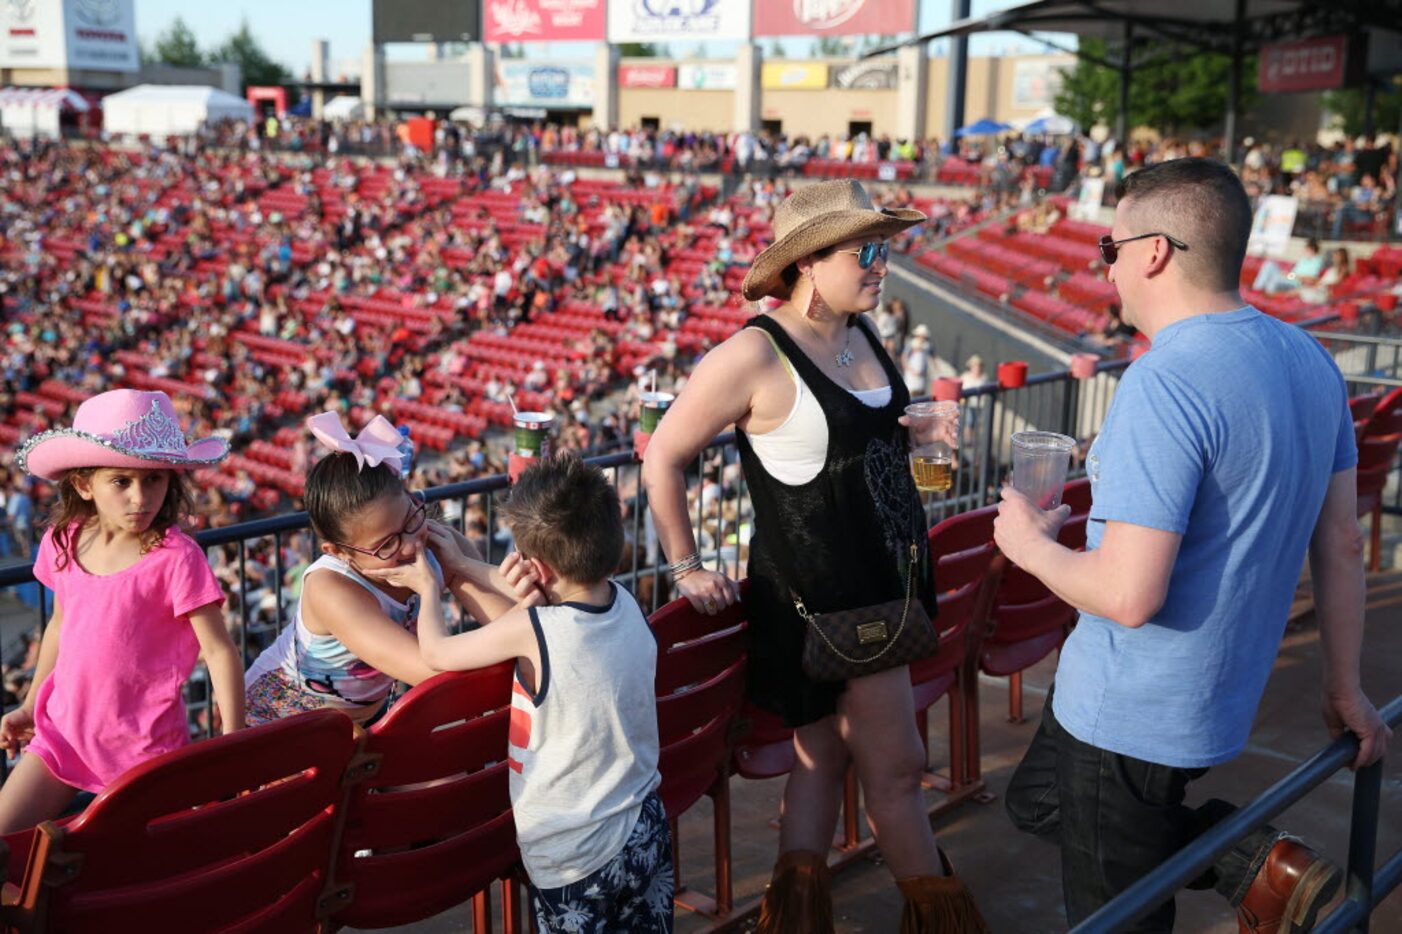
17, 389, 229, 481
741, 179, 926, 302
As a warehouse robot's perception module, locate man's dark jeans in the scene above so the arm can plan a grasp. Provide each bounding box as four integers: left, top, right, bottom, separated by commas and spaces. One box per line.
1006, 686, 1285, 932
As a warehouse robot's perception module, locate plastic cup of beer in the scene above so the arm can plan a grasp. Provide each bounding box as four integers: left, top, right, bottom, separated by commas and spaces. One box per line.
905, 401, 960, 494
1011, 431, 1076, 509
513, 412, 555, 458
639, 391, 675, 434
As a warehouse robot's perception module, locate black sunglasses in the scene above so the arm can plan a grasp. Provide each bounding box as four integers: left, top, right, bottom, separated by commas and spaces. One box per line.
1098, 232, 1189, 265
834, 241, 890, 269
335, 492, 428, 561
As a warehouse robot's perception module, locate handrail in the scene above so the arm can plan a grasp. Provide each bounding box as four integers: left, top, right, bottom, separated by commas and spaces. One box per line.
1070, 693, 1402, 932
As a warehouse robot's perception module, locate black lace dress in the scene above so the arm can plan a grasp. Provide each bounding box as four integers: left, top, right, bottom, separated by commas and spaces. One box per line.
737, 314, 936, 727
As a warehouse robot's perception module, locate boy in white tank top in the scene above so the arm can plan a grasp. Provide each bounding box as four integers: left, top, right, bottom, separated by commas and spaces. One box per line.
393, 454, 671, 933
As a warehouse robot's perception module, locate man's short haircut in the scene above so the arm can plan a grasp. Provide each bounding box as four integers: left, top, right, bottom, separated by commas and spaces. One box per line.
1114, 158, 1253, 292
503, 453, 624, 585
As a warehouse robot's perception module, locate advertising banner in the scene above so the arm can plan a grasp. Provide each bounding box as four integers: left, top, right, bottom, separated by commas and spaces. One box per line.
1258, 35, 1347, 93
619, 64, 677, 88
65, 0, 138, 71
607, 0, 752, 43
677, 62, 737, 90
761, 62, 829, 91
754, 0, 915, 38
483, 0, 606, 43
1012, 59, 1063, 109
0, 0, 137, 73
1247, 195, 1299, 259
496, 61, 595, 107
831, 60, 898, 89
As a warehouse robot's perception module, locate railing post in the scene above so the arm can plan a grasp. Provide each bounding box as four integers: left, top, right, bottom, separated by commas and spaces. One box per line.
1343, 760, 1383, 933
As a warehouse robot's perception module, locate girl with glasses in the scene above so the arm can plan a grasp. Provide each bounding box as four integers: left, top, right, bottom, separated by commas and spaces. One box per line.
244, 413, 527, 726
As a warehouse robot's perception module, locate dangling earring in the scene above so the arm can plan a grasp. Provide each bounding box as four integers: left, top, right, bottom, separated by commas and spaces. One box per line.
805, 273, 830, 321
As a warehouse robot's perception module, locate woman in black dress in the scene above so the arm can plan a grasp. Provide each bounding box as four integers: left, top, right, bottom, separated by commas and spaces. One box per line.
643, 180, 987, 932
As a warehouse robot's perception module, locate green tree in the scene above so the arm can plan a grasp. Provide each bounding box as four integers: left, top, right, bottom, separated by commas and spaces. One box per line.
617, 42, 659, 57
767, 39, 787, 58
816, 36, 847, 57
152, 16, 203, 68
213, 18, 292, 90
1322, 82, 1402, 137
1055, 38, 1258, 136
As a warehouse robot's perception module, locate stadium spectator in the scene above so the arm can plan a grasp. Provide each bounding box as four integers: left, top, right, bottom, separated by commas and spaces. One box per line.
644, 180, 988, 932
994, 157, 1392, 932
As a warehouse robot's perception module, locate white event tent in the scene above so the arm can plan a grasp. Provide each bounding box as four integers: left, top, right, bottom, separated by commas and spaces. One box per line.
0, 87, 90, 139
101, 85, 253, 137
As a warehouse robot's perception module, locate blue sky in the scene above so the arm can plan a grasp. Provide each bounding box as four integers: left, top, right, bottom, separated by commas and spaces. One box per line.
134, 0, 1072, 77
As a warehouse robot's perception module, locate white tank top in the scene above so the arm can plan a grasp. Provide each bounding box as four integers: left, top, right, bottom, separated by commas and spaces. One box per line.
244, 552, 442, 719
508, 583, 661, 888
746, 328, 893, 486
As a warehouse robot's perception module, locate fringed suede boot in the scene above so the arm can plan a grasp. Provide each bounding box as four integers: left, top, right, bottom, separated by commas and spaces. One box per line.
755, 849, 835, 934
895, 849, 991, 934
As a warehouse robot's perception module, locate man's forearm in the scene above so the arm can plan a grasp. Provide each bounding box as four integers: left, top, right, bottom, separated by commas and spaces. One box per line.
1023, 539, 1157, 628
1310, 547, 1367, 693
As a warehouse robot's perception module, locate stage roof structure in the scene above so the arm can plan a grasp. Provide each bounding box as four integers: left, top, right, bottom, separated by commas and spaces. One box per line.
869, 0, 1402, 160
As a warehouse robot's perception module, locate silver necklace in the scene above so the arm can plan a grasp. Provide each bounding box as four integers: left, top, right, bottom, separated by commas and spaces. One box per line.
835, 327, 854, 367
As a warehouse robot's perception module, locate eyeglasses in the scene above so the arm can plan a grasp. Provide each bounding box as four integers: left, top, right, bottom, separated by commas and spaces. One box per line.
1098, 232, 1189, 265
335, 492, 428, 561
834, 241, 890, 269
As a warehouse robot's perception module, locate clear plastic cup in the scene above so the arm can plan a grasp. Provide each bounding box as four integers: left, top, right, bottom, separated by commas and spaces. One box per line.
1011, 431, 1076, 509
905, 401, 960, 494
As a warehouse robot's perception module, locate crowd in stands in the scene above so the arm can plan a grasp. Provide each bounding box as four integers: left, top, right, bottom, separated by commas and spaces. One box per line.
2, 122, 1396, 568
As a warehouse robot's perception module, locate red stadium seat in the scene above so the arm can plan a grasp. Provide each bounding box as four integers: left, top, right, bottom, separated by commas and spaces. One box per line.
0, 710, 356, 932
650, 592, 747, 918
327, 666, 522, 932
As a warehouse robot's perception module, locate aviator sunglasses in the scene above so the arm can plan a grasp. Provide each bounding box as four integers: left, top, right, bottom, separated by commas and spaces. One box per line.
834, 241, 890, 269
1098, 232, 1189, 265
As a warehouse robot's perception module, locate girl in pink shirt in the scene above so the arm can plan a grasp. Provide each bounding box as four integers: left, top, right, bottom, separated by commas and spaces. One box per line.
0, 390, 245, 833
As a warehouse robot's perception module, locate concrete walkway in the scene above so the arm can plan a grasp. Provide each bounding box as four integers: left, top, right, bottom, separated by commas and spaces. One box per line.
367, 569, 1402, 934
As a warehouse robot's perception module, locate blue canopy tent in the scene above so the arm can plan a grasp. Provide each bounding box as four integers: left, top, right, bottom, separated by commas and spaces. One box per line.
1023, 114, 1076, 136
954, 118, 1012, 137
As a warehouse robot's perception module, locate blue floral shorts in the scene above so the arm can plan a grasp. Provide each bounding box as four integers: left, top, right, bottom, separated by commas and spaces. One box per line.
529, 792, 674, 933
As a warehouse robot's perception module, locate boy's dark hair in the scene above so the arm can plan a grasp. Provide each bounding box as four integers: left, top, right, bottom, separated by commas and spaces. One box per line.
305, 453, 403, 543
502, 454, 623, 585
1113, 157, 1252, 292
48, 468, 193, 571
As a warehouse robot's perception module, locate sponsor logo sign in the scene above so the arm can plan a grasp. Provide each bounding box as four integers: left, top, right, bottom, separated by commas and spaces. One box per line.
761, 62, 829, 90
496, 60, 595, 107
483, 0, 606, 42
619, 64, 677, 88
1258, 35, 1347, 93
608, 0, 752, 43
832, 60, 898, 89
676, 62, 737, 90
754, 0, 915, 37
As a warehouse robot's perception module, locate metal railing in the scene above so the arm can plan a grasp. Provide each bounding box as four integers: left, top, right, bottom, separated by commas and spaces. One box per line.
0, 364, 1128, 733
1071, 694, 1402, 933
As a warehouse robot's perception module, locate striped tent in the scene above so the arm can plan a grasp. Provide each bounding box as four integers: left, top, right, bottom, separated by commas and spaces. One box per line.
0, 86, 90, 139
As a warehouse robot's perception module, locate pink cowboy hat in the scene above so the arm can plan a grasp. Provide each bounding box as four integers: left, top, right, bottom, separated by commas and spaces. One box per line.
16, 389, 229, 481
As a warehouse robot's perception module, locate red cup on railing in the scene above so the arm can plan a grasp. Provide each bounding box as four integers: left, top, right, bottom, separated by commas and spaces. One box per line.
997, 361, 1029, 389
1375, 293, 1399, 313
1338, 301, 1360, 325
931, 377, 963, 402
1070, 353, 1099, 379
633, 429, 651, 462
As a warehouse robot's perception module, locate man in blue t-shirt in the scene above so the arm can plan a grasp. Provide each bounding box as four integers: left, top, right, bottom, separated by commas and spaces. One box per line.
993, 158, 1391, 933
